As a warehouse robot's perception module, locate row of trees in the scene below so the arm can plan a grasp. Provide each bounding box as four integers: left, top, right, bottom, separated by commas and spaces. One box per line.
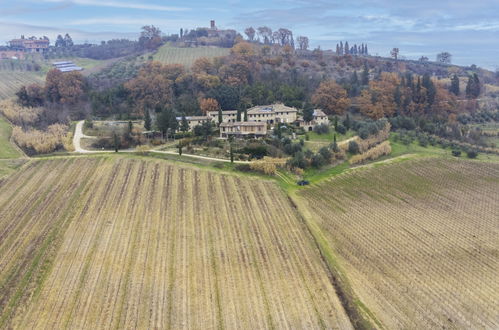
336, 42, 368, 56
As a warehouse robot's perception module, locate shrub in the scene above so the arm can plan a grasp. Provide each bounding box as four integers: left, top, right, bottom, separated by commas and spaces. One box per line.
250, 161, 277, 175
0, 99, 42, 126
349, 141, 392, 165
135, 145, 150, 155
452, 150, 461, 157
12, 124, 69, 154
313, 123, 330, 135
318, 147, 332, 162
348, 140, 360, 154
335, 123, 347, 134
466, 150, 478, 159
311, 154, 326, 168
288, 151, 307, 169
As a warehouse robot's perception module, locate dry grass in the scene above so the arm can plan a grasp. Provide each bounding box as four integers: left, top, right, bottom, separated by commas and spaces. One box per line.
298, 158, 499, 329
349, 141, 392, 165
0, 156, 352, 329
0, 99, 42, 126
12, 124, 70, 154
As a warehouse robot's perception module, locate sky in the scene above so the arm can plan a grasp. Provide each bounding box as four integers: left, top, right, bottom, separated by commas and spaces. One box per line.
1, 0, 498, 69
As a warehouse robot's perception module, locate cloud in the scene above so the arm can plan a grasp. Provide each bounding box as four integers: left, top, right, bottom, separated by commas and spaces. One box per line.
39, 0, 189, 11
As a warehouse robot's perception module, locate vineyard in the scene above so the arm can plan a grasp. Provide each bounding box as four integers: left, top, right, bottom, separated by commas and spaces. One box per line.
153, 45, 230, 68
0, 156, 352, 329
298, 158, 499, 329
0, 71, 44, 100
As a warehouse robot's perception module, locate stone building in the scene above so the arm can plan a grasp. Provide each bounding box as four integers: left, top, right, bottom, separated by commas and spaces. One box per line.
176, 116, 211, 131
9, 36, 49, 53
247, 104, 298, 124
297, 109, 329, 131
220, 122, 267, 138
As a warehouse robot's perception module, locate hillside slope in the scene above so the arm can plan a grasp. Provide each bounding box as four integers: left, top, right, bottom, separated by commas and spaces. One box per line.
297, 158, 499, 329
153, 45, 230, 68
0, 156, 352, 329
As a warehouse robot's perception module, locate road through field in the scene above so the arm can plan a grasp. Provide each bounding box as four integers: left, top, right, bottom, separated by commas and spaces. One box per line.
73, 120, 251, 163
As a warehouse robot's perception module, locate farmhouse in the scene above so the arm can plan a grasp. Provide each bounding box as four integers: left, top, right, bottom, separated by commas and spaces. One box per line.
220, 121, 267, 138
298, 109, 329, 131
9, 36, 49, 53
247, 104, 298, 124
176, 115, 211, 131
206, 110, 238, 123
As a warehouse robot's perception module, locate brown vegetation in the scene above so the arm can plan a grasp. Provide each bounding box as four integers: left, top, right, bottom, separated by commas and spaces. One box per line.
349, 141, 392, 165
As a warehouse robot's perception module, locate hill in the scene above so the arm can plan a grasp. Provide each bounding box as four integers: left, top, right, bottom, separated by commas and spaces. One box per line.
153, 45, 230, 68
295, 157, 499, 329
0, 156, 352, 329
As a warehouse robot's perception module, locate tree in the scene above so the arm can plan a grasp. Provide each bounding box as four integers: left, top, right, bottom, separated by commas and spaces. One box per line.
45, 69, 86, 105
244, 27, 256, 41
419, 56, 429, 62
450, 74, 460, 96
344, 41, 349, 55
144, 110, 152, 131
297, 36, 309, 50
156, 107, 177, 138
139, 25, 163, 50
437, 52, 452, 64
465, 73, 480, 99
361, 63, 369, 85
55, 34, 65, 47
218, 108, 223, 125
128, 120, 133, 135
200, 98, 220, 114
180, 115, 190, 132
303, 102, 314, 122
64, 33, 73, 47
124, 62, 176, 116
193, 121, 213, 141
257, 27, 272, 44
311, 81, 350, 115
113, 132, 119, 152
390, 48, 399, 60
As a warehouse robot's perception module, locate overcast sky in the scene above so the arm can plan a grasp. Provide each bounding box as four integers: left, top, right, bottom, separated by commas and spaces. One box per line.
1, 0, 498, 69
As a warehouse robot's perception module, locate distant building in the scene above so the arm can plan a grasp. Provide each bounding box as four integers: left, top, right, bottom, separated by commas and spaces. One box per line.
52, 61, 83, 72
298, 109, 329, 131
9, 35, 49, 53
247, 104, 298, 124
175, 116, 211, 131
220, 122, 267, 138
206, 110, 238, 123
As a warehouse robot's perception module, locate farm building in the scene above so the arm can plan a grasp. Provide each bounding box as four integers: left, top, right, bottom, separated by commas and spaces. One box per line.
9, 36, 49, 53
298, 109, 329, 131
220, 121, 267, 138
247, 104, 298, 124
52, 61, 83, 72
175, 115, 211, 131
0, 51, 24, 60
206, 110, 238, 123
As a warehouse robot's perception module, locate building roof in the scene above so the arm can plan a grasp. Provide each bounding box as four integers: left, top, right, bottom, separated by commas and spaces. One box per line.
207, 110, 238, 115
313, 109, 327, 117
176, 116, 210, 121
247, 104, 298, 114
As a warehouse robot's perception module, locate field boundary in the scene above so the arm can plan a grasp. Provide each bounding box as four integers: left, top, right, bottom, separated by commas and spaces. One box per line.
287, 191, 380, 330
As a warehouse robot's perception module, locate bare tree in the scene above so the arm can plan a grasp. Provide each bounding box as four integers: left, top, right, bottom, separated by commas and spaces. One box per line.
297, 36, 309, 50
257, 27, 272, 44
436, 52, 452, 64
419, 56, 429, 62
390, 48, 399, 60
244, 27, 256, 41
276, 28, 294, 48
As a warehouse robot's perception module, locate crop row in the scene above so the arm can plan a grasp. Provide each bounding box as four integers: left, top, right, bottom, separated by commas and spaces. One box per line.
298, 158, 499, 329
153, 46, 230, 68
0, 71, 44, 100
0, 157, 353, 329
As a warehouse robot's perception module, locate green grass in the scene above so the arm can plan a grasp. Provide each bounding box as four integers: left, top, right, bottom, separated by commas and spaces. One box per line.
0, 116, 22, 159
0, 159, 28, 179
153, 44, 230, 68
306, 129, 354, 142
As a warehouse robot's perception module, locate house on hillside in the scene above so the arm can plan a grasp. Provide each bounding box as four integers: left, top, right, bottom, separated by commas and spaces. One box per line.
206, 110, 238, 123
220, 122, 267, 138
175, 115, 211, 131
297, 109, 329, 131
9, 35, 49, 53
247, 104, 298, 124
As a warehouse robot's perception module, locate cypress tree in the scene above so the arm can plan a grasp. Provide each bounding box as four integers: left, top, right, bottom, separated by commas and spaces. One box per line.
144, 110, 152, 131
344, 41, 349, 54
450, 74, 460, 96
361, 63, 369, 85
218, 108, 223, 125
